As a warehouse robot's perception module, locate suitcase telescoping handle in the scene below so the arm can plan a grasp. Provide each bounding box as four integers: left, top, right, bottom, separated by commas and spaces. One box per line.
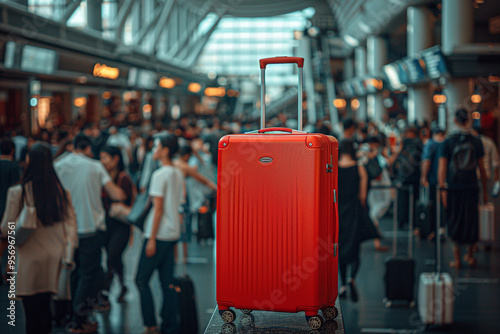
436, 185, 442, 276
391, 184, 414, 259
259, 56, 304, 131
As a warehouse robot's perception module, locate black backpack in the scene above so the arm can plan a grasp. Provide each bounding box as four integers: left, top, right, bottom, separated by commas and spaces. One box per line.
365, 157, 383, 181
449, 134, 478, 184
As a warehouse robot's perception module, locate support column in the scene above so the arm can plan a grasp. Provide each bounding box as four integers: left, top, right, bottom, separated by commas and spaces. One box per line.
407, 6, 434, 125
87, 0, 102, 32
344, 58, 354, 80
367, 35, 387, 122
355, 47, 367, 121
299, 37, 317, 125
442, 0, 474, 130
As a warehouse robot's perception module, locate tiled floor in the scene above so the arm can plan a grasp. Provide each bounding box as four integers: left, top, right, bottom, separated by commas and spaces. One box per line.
1, 200, 499, 334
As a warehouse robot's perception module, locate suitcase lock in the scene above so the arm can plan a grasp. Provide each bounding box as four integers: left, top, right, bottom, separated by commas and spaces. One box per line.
326, 155, 334, 173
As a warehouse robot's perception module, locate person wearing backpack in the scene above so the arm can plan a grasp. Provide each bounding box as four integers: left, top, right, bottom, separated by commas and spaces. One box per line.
394, 126, 423, 228
438, 109, 488, 269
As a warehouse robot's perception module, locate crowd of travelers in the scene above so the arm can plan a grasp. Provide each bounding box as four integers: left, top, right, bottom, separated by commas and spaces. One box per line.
0, 107, 498, 333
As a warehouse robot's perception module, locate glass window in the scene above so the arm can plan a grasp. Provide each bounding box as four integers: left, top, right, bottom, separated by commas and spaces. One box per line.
197, 9, 309, 92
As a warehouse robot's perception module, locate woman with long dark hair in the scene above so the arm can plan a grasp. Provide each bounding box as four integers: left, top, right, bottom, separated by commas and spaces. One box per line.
337, 139, 379, 302
1, 142, 78, 334
99, 146, 136, 307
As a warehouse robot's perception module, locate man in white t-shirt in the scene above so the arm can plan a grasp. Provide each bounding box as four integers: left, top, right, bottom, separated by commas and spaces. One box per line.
55, 133, 125, 333
135, 134, 185, 334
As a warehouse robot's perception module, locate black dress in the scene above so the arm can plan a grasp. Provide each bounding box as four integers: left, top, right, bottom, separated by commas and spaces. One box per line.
440, 133, 485, 245
338, 165, 380, 264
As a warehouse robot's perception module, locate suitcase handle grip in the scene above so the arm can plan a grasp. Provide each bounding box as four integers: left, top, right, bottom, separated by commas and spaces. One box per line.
260, 57, 304, 131
259, 57, 304, 69
257, 127, 293, 133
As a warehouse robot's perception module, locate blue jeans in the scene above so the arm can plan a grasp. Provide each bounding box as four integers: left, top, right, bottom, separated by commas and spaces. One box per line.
135, 239, 179, 334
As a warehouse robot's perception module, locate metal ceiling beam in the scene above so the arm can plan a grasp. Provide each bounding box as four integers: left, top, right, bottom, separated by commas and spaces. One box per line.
132, 0, 173, 46
185, 12, 225, 67
115, 0, 136, 43
152, 0, 176, 54
60, 0, 83, 24
169, 4, 212, 57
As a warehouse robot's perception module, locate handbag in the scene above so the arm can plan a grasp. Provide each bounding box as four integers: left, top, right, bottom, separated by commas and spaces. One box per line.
54, 206, 77, 301
126, 191, 152, 231
15, 185, 37, 246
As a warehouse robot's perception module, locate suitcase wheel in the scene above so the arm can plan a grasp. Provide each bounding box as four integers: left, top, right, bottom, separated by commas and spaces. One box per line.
240, 309, 252, 314
221, 323, 237, 334
322, 306, 338, 321
239, 314, 255, 328
306, 315, 324, 330
220, 309, 236, 323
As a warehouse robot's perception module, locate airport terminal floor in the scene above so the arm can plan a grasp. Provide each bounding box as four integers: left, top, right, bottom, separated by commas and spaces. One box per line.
1, 210, 499, 334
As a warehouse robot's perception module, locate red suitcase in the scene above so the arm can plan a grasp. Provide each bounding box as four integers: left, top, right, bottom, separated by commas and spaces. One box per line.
216, 57, 339, 330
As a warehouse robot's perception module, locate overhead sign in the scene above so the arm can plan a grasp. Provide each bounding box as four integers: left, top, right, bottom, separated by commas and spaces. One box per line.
489, 15, 500, 34
422, 48, 448, 79
93, 63, 120, 80
21, 45, 58, 75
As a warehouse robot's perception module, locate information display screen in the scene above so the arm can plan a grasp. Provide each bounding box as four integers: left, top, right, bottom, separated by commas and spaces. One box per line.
21, 45, 58, 75
422, 47, 448, 79
405, 57, 426, 83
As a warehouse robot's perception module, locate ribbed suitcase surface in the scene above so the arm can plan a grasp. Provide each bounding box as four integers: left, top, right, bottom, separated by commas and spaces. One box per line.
216, 132, 338, 315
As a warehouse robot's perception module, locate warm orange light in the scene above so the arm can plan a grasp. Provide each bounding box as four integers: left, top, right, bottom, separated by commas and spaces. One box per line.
351, 99, 360, 110
204, 87, 225, 97
123, 92, 133, 101
159, 77, 176, 89
227, 89, 239, 97
188, 83, 202, 93
472, 111, 481, 120
102, 91, 112, 99
367, 78, 383, 90
489, 76, 500, 82
433, 94, 446, 104
74, 97, 87, 107
471, 94, 481, 104
333, 98, 346, 109
142, 104, 152, 113
38, 97, 50, 128
93, 63, 119, 80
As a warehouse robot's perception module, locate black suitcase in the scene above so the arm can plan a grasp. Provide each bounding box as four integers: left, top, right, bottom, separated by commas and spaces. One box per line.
197, 196, 215, 243
173, 275, 199, 334
384, 185, 416, 308
384, 257, 416, 304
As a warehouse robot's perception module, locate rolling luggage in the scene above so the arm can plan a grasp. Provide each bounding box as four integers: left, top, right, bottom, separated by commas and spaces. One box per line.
479, 202, 495, 242
173, 274, 199, 334
384, 185, 416, 308
216, 57, 339, 330
417, 186, 454, 326
197, 196, 215, 243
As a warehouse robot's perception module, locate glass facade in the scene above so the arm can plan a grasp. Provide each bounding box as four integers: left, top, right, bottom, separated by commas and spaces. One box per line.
197, 9, 313, 88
